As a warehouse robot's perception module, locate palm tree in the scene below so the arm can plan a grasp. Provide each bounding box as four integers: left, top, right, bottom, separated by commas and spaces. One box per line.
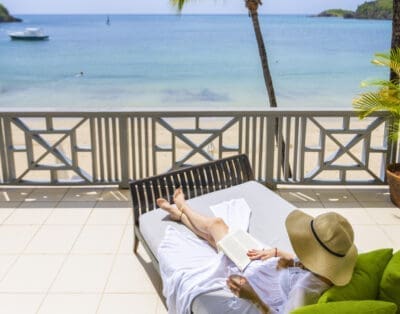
391, 0, 400, 82
245, 0, 277, 107
171, 0, 292, 178
171, 0, 277, 108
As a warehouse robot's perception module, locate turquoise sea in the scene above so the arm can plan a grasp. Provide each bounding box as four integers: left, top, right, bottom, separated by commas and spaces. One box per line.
0, 15, 392, 110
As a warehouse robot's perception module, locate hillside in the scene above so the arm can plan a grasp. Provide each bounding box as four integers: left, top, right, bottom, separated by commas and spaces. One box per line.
316, 0, 393, 20
317, 9, 355, 18
354, 0, 393, 19
0, 3, 22, 23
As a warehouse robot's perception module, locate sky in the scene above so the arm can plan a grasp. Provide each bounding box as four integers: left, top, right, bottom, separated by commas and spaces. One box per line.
3, 0, 368, 15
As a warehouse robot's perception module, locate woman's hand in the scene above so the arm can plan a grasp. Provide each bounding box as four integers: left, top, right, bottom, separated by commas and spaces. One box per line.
226, 275, 271, 314
247, 248, 276, 260
226, 275, 259, 301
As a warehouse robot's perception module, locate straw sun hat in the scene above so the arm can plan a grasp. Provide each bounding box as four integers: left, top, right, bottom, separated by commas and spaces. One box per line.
285, 210, 358, 286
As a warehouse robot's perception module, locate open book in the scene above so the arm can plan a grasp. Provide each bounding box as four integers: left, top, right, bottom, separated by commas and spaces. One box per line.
217, 229, 269, 271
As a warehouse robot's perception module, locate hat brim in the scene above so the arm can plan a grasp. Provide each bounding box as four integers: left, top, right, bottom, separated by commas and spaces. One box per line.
285, 210, 358, 286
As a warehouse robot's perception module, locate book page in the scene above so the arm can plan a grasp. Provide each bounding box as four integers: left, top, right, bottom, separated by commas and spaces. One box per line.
218, 229, 268, 271
218, 235, 249, 271
235, 230, 265, 251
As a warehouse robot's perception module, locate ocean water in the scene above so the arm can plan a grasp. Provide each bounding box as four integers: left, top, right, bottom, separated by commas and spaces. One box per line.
0, 15, 392, 110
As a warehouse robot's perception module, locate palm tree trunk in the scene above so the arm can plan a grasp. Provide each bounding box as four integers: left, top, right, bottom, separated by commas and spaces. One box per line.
390, 0, 400, 162
248, 10, 277, 107
247, 3, 292, 178
391, 0, 400, 82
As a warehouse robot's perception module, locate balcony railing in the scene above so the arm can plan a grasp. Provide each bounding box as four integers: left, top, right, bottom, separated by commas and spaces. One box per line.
0, 109, 395, 187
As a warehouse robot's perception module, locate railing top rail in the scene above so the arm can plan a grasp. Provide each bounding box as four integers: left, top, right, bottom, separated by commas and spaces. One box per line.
0, 108, 389, 117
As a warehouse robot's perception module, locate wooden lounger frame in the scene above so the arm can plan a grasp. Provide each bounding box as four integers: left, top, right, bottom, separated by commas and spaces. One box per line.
129, 154, 254, 273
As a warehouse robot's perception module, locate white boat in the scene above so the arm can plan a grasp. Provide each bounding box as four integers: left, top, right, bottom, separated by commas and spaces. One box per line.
9, 28, 49, 41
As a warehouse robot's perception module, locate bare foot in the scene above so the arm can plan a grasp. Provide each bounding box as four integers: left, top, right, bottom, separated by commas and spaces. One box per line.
173, 188, 187, 210
156, 198, 182, 221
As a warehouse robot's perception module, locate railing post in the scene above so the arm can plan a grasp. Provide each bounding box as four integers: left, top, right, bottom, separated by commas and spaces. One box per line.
3, 118, 15, 183
119, 116, 129, 189
265, 115, 276, 189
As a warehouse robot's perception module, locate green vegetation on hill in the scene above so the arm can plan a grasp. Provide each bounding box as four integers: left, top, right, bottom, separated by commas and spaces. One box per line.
317, 9, 355, 18
316, 0, 393, 20
0, 3, 22, 23
355, 0, 393, 19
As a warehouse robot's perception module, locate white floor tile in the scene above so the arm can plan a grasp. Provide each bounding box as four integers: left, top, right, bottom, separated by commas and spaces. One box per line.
0, 210, 13, 224
365, 208, 400, 225
51, 255, 114, 293
360, 201, 398, 208
0, 255, 65, 292
156, 299, 168, 314
97, 294, 158, 314
38, 294, 101, 314
0, 225, 39, 253
71, 226, 124, 254
381, 225, 400, 251
4, 208, 54, 225
352, 225, 394, 253
25, 225, 82, 254
118, 225, 134, 254
322, 202, 362, 208
56, 201, 96, 209
0, 294, 44, 314
0, 255, 18, 280
45, 208, 92, 225
106, 254, 160, 293
86, 208, 130, 225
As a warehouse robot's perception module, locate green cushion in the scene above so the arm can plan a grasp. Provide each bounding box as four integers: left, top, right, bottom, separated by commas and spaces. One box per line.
379, 250, 400, 314
291, 300, 397, 314
319, 248, 393, 303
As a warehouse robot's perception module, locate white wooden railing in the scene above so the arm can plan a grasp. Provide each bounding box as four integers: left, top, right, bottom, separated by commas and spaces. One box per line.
0, 109, 395, 187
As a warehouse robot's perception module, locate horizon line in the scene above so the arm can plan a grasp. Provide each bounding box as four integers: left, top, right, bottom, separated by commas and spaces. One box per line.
12, 12, 320, 16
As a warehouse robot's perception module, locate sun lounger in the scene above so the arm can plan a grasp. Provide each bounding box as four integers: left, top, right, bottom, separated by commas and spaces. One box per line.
129, 154, 296, 313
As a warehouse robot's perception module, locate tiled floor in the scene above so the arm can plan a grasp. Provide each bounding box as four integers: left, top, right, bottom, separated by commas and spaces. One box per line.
0, 186, 399, 314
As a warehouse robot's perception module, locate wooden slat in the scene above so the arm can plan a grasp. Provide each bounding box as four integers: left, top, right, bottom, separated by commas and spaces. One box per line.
204, 165, 215, 193
90, 118, 98, 182
98, 118, 105, 181
105, 117, 112, 182
130, 117, 138, 180
112, 117, 119, 181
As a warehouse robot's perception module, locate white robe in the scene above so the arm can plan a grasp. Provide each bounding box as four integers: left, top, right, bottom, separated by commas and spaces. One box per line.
158, 198, 253, 314
157, 199, 329, 314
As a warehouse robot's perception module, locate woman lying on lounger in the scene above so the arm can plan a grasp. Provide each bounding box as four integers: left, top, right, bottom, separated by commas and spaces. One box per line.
156, 188, 357, 314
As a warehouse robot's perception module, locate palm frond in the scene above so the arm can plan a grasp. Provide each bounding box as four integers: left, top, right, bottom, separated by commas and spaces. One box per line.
170, 0, 188, 11
353, 91, 400, 119
357, 49, 400, 140
372, 48, 400, 77
361, 79, 400, 89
